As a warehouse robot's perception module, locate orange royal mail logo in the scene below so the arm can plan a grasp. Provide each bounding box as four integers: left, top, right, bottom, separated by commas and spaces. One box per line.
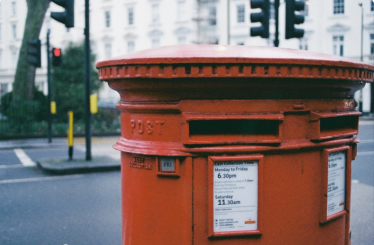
245, 219, 256, 224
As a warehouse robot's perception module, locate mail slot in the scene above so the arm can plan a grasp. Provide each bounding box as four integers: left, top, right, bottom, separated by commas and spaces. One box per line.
96, 45, 374, 245
183, 113, 284, 145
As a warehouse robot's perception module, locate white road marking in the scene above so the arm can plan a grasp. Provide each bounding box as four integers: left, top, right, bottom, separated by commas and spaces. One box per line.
0, 164, 24, 169
357, 151, 374, 156
13, 148, 36, 167
0, 174, 83, 184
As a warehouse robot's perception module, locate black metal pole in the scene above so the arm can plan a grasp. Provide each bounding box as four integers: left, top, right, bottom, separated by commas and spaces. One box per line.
360, 3, 363, 62
47, 29, 52, 143
358, 3, 363, 113
274, 0, 280, 47
227, 0, 230, 45
84, 0, 92, 161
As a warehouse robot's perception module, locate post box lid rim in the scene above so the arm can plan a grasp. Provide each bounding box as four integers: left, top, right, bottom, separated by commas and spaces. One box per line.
96, 45, 374, 71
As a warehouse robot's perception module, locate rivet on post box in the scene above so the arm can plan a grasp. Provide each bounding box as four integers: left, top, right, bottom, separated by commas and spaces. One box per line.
96, 45, 374, 245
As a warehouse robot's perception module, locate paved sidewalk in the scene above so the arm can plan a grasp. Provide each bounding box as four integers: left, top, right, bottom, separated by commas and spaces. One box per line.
36, 136, 121, 174
351, 182, 374, 245
35, 136, 121, 174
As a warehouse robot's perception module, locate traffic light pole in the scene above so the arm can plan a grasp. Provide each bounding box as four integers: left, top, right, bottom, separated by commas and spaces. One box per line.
273, 0, 280, 47
84, 0, 92, 161
47, 29, 52, 143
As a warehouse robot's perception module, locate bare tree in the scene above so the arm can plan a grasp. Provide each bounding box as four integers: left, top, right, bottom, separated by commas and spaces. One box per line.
12, 0, 50, 101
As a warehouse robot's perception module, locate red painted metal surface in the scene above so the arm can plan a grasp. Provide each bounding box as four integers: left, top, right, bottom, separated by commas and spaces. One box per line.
96, 45, 374, 245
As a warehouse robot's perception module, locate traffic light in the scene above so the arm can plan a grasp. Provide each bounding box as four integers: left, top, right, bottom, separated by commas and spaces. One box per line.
285, 0, 305, 39
50, 0, 74, 28
28, 39, 41, 68
250, 0, 270, 38
52, 47, 62, 66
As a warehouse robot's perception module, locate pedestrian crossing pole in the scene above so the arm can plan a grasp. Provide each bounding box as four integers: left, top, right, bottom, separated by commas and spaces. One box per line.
84, 0, 92, 161
68, 111, 74, 160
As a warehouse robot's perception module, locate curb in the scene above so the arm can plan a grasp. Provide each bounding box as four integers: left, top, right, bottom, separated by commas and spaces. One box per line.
37, 156, 121, 175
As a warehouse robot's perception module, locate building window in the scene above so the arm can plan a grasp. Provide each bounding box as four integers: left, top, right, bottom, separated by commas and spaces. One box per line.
299, 38, 308, 50
12, 24, 17, 39
209, 6, 216, 26
237, 42, 245, 45
371, 0, 374, 11
12, 50, 17, 68
178, 36, 186, 44
333, 35, 344, 56
105, 11, 111, 28
333, 0, 344, 14
152, 4, 160, 23
237, 5, 245, 23
105, 43, 111, 59
0, 83, 8, 99
128, 8, 134, 25
152, 38, 160, 48
127, 41, 135, 53
370, 34, 374, 58
0, 25, 2, 41
0, 51, 2, 69
12, 1, 16, 16
177, 0, 187, 22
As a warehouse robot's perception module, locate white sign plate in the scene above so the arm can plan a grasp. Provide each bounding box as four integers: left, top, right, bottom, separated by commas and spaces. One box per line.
213, 161, 258, 233
160, 158, 175, 172
327, 151, 346, 217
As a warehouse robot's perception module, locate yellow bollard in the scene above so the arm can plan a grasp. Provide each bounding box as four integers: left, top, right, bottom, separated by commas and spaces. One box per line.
50, 101, 56, 114
67, 111, 74, 160
90, 94, 98, 114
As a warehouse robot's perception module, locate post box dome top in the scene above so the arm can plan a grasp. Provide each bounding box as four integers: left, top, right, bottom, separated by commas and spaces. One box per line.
96, 45, 374, 82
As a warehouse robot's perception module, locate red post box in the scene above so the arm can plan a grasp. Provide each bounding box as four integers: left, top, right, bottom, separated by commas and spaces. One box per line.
96, 45, 374, 245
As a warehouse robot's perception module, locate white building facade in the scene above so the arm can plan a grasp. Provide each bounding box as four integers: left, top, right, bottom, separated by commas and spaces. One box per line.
0, 0, 373, 111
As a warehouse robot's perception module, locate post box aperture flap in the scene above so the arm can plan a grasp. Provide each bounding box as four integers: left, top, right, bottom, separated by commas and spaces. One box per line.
96, 45, 374, 245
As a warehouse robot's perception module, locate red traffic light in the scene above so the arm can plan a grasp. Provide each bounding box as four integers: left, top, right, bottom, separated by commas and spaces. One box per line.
52, 47, 62, 66
54, 48, 61, 57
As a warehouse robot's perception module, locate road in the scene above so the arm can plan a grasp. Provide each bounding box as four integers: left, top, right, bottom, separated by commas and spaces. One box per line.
0, 143, 122, 245
350, 120, 374, 245
0, 121, 373, 244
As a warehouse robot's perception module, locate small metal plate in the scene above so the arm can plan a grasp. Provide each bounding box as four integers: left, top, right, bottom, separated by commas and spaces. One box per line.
160, 158, 175, 172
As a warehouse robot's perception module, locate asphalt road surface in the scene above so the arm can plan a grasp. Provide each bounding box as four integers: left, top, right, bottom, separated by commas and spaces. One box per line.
350, 120, 374, 245
0, 121, 373, 244
0, 147, 122, 245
